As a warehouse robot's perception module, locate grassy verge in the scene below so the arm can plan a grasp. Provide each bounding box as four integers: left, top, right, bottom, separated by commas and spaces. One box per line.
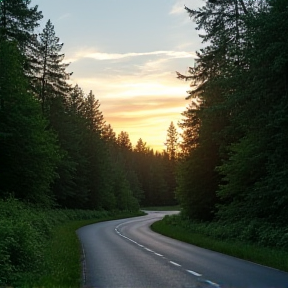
25, 211, 144, 288
151, 219, 288, 272
141, 205, 180, 211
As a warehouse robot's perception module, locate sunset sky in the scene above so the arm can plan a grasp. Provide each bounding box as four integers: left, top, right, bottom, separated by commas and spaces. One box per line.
35, 0, 204, 151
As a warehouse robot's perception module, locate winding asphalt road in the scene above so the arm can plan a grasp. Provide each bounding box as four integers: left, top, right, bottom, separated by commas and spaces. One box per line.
77, 211, 288, 288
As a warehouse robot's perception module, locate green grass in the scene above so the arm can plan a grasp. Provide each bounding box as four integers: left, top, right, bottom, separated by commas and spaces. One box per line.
141, 205, 180, 211
25, 211, 144, 288
151, 219, 288, 273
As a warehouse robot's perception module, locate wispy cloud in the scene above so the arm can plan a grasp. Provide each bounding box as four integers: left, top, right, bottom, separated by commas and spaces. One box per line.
70, 72, 190, 150
169, 0, 186, 15
57, 13, 71, 21
66, 50, 196, 63
102, 95, 186, 151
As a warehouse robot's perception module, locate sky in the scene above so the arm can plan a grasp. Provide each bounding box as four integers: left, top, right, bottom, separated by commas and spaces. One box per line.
34, 0, 204, 151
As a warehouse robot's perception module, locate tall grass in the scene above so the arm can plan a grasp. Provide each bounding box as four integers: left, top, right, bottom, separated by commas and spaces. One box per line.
151, 215, 288, 272
0, 198, 144, 287
141, 205, 180, 211
33, 212, 144, 288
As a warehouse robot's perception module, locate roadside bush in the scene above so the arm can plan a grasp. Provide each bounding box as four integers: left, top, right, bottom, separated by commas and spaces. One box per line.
161, 214, 288, 250
0, 198, 142, 286
0, 199, 45, 284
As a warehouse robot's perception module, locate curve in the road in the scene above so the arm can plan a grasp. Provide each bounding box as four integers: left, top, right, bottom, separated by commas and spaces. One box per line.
77, 211, 288, 288
115, 222, 220, 287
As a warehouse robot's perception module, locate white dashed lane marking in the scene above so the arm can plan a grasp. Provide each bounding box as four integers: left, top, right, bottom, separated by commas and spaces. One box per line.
187, 270, 202, 277
204, 280, 221, 287
170, 261, 181, 267
115, 223, 221, 287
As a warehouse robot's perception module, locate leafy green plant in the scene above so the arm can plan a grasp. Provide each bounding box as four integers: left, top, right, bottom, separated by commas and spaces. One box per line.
0, 198, 144, 287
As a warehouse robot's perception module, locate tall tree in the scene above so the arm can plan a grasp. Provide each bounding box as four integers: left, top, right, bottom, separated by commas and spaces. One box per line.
0, 0, 42, 48
68, 84, 85, 116
178, 101, 200, 157
165, 122, 178, 161
0, 0, 43, 80
175, 0, 250, 220
117, 131, 132, 150
83, 90, 105, 134
216, 0, 288, 224
134, 138, 148, 153
102, 123, 117, 144
0, 40, 60, 205
36, 20, 71, 113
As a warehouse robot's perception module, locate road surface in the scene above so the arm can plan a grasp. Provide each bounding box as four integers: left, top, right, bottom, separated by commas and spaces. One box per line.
77, 211, 288, 288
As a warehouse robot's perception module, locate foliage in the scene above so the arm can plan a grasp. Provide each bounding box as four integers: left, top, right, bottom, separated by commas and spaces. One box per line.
165, 121, 178, 160
0, 198, 144, 287
0, 0, 42, 50
35, 19, 72, 113
152, 214, 288, 272
176, 0, 288, 227
216, 0, 288, 224
0, 40, 60, 205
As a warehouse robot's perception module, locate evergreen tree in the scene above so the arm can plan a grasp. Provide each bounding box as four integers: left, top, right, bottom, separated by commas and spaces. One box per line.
165, 122, 178, 160
175, 0, 250, 220
176, 0, 288, 225
68, 84, 85, 116
178, 101, 200, 157
111, 165, 139, 211
48, 96, 90, 208
134, 138, 148, 153
102, 123, 117, 144
35, 20, 71, 113
216, 0, 288, 224
0, 0, 42, 48
83, 90, 105, 134
0, 0, 43, 81
0, 40, 60, 205
117, 131, 132, 150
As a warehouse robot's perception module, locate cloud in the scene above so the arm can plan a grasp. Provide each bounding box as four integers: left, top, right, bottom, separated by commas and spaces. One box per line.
65, 47, 195, 151
66, 49, 197, 64
57, 13, 71, 21
169, 0, 187, 15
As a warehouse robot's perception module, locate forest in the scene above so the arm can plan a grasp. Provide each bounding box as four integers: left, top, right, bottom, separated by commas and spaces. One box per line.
0, 0, 178, 211
0, 0, 177, 284
174, 0, 288, 253
1, 0, 288, 285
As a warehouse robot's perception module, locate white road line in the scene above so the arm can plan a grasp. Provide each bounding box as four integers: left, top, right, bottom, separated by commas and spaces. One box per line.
154, 253, 163, 257
144, 248, 154, 252
187, 270, 202, 277
170, 261, 181, 267
204, 280, 220, 287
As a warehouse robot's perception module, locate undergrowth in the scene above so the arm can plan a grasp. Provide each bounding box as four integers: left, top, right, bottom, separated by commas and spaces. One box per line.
151, 214, 288, 272
0, 198, 143, 287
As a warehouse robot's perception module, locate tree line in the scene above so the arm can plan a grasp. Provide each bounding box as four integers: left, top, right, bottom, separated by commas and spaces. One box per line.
0, 0, 177, 210
175, 0, 288, 227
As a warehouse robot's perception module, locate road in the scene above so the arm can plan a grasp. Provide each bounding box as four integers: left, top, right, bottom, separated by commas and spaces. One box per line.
77, 211, 288, 288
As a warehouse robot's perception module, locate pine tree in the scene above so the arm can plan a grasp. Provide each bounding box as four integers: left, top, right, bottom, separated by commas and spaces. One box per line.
35, 20, 71, 113
0, 40, 60, 205
0, 0, 43, 80
165, 122, 178, 161
216, 0, 288, 224
83, 90, 105, 134
0, 0, 42, 48
134, 138, 148, 153
68, 84, 85, 116
102, 123, 117, 144
178, 101, 200, 157
117, 131, 132, 150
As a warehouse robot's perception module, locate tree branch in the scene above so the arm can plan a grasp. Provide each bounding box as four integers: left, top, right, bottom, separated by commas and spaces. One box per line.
239, 0, 248, 15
